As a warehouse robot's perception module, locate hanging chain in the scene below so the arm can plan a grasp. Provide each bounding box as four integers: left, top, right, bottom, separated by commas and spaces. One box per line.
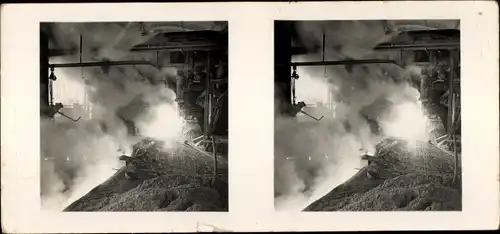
49, 66, 57, 106
291, 65, 299, 105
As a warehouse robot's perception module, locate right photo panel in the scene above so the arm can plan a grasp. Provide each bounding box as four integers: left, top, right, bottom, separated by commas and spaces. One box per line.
274, 20, 461, 211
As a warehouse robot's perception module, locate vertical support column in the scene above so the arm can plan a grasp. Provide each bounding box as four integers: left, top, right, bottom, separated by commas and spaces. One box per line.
274, 22, 293, 115
40, 29, 50, 116
175, 75, 185, 104
175, 73, 186, 119
447, 50, 455, 136
449, 49, 460, 187
204, 51, 211, 138
420, 72, 428, 103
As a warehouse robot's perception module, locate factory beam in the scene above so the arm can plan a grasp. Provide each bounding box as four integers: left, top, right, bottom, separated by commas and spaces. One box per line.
49, 60, 159, 68
274, 22, 293, 114
204, 51, 212, 138
277, 59, 401, 67
40, 30, 50, 115
374, 42, 460, 51
130, 44, 219, 52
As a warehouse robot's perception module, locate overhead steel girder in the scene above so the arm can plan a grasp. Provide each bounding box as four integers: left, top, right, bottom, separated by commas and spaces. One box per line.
49, 60, 160, 69
130, 44, 219, 52
276, 59, 401, 68
374, 42, 460, 51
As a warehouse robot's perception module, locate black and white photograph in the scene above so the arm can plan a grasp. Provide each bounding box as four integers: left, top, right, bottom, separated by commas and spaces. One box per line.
2, 1, 498, 232
274, 20, 462, 211
40, 22, 229, 211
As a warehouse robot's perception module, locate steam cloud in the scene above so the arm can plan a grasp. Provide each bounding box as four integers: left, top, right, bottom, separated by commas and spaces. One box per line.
274, 20, 456, 210
40, 23, 187, 210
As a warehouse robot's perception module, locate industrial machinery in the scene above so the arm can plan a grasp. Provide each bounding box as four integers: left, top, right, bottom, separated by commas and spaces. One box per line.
40, 22, 229, 168
373, 28, 461, 151
274, 21, 461, 185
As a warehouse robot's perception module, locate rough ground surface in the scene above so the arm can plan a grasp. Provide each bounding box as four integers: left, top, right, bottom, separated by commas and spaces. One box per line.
304, 138, 461, 211
64, 138, 228, 211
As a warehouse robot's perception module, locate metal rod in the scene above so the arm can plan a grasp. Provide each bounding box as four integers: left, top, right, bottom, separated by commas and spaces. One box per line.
283, 59, 400, 67
322, 27, 327, 78
300, 110, 324, 121
130, 44, 218, 52
449, 49, 460, 188
374, 42, 460, 51
435, 134, 449, 143
204, 52, 211, 138
448, 50, 455, 136
49, 60, 158, 68
322, 28, 326, 62
56, 111, 81, 122
192, 135, 205, 143
48, 80, 54, 107
79, 34, 85, 87
79, 34, 83, 63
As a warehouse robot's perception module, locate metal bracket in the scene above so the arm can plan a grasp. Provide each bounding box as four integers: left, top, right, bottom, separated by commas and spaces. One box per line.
300, 110, 324, 121
56, 111, 81, 122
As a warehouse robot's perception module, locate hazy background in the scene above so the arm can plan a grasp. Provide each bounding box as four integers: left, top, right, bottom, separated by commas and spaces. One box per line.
274, 20, 459, 211
40, 22, 223, 210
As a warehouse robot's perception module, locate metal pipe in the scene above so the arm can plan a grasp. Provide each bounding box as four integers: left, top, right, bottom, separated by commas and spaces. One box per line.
449, 49, 460, 188
321, 29, 326, 61
204, 52, 211, 138
300, 110, 324, 121
175, 75, 185, 104
79, 34, 83, 63
420, 73, 428, 103
374, 42, 460, 51
435, 134, 449, 143
282, 59, 400, 67
49, 61, 158, 68
57, 111, 81, 122
130, 44, 218, 52
448, 50, 455, 136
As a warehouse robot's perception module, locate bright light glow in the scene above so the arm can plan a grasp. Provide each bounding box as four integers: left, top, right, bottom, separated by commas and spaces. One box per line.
380, 100, 430, 147
137, 103, 185, 144
295, 67, 329, 104
50, 57, 87, 105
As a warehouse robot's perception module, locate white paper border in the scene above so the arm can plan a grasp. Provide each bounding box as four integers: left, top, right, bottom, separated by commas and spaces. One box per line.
1, 1, 498, 232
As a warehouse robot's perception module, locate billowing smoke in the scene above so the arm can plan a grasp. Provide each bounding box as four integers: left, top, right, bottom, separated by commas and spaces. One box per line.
274, 21, 446, 210
40, 23, 185, 210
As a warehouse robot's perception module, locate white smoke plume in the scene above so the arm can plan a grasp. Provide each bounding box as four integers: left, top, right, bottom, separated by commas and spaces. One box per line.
274, 20, 456, 210
40, 22, 188, 210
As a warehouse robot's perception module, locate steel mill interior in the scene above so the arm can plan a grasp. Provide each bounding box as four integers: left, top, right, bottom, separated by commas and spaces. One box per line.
40, 22, 229, 211
273, 20, 461, 211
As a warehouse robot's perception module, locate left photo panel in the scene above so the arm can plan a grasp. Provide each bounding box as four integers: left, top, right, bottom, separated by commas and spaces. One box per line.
40, 22, 229, 212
